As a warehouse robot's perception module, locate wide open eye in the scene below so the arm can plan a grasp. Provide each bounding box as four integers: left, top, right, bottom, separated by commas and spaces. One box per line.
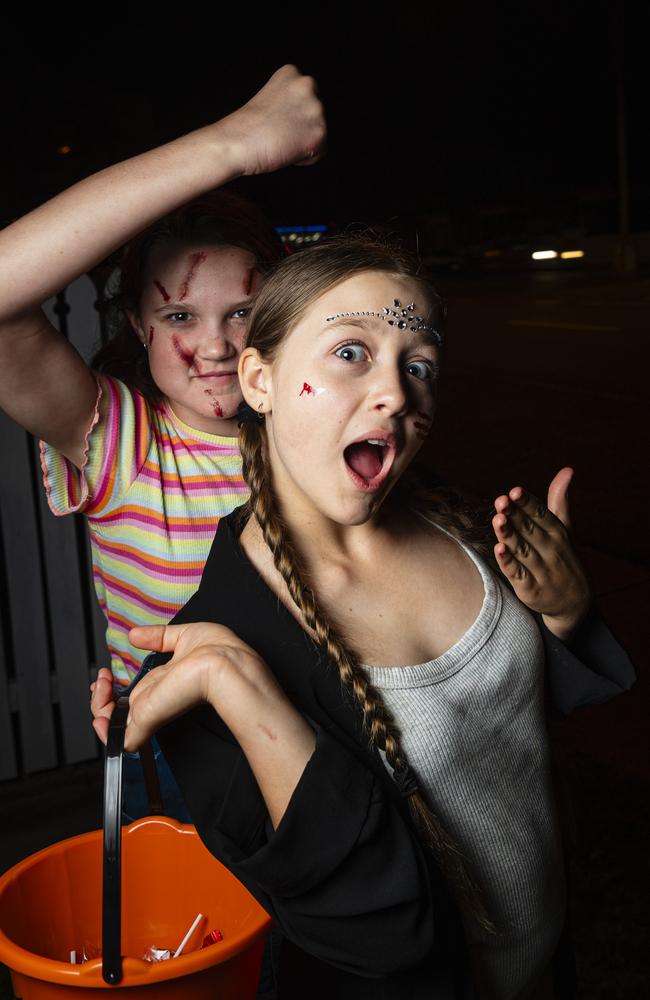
335, 342, 367, 363
405, 359, 437, 381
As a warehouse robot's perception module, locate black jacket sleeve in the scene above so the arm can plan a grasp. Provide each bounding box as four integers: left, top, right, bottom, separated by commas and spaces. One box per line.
157, 710, 442, 979
538, 605, 635, 716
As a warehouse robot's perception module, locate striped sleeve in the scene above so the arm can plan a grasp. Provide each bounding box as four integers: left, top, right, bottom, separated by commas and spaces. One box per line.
40, 374, 152, 517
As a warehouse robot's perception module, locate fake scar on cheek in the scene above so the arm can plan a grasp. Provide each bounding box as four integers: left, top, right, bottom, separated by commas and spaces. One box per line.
178, 252, 207, 301
172, 335, 195, 370
148, 326, 154, 346
414, 410, 433, 441
299, 382, 325, 397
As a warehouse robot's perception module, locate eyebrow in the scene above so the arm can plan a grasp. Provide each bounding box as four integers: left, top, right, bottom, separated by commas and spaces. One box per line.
153, 297, 253, 313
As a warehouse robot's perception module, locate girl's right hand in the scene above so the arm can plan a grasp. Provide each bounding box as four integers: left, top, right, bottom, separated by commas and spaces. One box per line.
217, 65, 327, 177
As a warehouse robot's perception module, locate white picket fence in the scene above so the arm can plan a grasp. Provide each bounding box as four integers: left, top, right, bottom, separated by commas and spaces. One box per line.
0, 276, 111, 778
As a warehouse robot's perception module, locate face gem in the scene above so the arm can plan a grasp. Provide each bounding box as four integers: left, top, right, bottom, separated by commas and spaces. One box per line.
178, 251, 208, 300
325, 300, 442, 345
243, 267, 256, 296
153, 280, 170, 302
148, 326, 155, 346
212, 400, 224, 417
171, 335, 194, 368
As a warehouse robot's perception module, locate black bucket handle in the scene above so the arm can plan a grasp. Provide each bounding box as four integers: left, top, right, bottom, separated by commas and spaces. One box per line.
102, 694, 163, 985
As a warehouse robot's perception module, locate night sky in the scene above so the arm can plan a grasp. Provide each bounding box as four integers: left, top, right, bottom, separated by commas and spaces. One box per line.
1, 1, 645, 237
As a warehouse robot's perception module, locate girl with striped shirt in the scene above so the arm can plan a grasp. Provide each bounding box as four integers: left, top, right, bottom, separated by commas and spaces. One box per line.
0, 65, 324, 688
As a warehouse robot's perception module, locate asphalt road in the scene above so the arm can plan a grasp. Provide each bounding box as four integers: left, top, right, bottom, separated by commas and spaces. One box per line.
422, 266, 649, 568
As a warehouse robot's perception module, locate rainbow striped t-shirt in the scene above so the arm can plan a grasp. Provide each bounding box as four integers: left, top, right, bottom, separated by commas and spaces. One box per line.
40, 374, 248, 685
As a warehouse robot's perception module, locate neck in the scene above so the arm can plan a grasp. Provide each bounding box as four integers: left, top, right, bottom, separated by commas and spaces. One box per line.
251, 487, 400, 574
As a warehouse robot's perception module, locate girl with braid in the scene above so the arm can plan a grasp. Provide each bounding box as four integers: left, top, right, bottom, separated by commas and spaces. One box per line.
92, 236, 634, 999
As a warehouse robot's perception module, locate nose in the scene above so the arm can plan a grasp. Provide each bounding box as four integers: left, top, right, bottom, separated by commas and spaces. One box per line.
195, 319, 239, 362
369, 364, 409, 418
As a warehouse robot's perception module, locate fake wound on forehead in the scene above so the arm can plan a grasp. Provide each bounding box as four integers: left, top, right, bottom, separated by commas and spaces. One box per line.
325, 299, 442, 346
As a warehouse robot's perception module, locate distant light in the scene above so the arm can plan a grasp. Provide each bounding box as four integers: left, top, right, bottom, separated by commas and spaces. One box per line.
560, 249, 585, 259
483, 249, 502, 258
531, 250, 558, 260
57, 145, 72, 155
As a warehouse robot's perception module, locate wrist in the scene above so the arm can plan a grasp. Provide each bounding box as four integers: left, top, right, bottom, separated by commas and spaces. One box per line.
541, 595, 591, 643
205, 115, 252, 179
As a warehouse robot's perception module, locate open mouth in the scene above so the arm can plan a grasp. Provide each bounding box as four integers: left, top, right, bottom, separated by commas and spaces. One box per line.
343, 435, 396, 491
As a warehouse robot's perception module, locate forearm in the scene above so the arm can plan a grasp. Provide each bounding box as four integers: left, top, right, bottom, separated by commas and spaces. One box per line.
0, 120, 243, 322
226, 695, 317, 829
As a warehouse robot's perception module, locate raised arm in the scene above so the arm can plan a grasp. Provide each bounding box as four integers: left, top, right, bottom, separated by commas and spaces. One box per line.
0, 66, 325, 467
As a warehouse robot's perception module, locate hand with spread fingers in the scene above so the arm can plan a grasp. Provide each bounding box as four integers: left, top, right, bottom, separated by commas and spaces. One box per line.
492, 467, 591, 641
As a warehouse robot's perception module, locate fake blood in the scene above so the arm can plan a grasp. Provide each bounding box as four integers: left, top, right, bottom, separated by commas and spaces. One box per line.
178, 251, 207, 300
148, 326, 154, 346
299, 382, 315, 396
414, 421, 430, 433
416, 411, 432, 423
243, 267, 256, 296
172, 335, 194, 368
212, 401, 224, 417
153, 281, 170, 302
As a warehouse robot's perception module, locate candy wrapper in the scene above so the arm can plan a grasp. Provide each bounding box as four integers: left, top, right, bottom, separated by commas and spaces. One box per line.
202, 928, 223, 947
142, 945, 172, 963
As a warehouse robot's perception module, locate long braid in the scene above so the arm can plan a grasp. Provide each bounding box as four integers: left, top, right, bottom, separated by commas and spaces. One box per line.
239, 421, 495, 932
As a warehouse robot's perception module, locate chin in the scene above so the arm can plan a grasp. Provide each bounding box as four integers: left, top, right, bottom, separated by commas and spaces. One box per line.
326, 494, 385, 526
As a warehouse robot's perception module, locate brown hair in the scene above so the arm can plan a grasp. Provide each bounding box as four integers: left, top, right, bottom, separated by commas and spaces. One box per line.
92, 190, 282, 400
239, 234, 494, 929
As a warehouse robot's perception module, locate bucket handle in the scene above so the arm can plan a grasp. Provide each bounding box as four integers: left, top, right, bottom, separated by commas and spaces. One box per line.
102, 694, 164, 985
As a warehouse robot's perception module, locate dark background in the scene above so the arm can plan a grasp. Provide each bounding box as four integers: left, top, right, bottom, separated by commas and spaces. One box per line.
1, 1, 647, 232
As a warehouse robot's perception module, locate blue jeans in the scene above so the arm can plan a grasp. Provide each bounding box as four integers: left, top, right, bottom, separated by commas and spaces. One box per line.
121, 737, 192, 824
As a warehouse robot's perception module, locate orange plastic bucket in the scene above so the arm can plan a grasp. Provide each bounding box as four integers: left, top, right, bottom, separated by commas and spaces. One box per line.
0, 816, 271, 998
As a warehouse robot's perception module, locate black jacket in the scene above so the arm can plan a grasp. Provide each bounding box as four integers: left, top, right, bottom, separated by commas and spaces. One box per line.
139, 512, 635, 998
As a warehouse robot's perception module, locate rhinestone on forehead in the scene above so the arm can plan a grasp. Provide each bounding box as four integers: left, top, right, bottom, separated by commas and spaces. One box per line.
325, 299, 442, 346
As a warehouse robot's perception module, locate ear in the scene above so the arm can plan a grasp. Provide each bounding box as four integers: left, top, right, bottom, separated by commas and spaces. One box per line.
126, 308, 147, 346
238, 348, 272, 412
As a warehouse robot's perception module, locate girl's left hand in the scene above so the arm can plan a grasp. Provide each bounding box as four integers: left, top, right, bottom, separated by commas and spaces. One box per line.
492, 467, 591, 641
